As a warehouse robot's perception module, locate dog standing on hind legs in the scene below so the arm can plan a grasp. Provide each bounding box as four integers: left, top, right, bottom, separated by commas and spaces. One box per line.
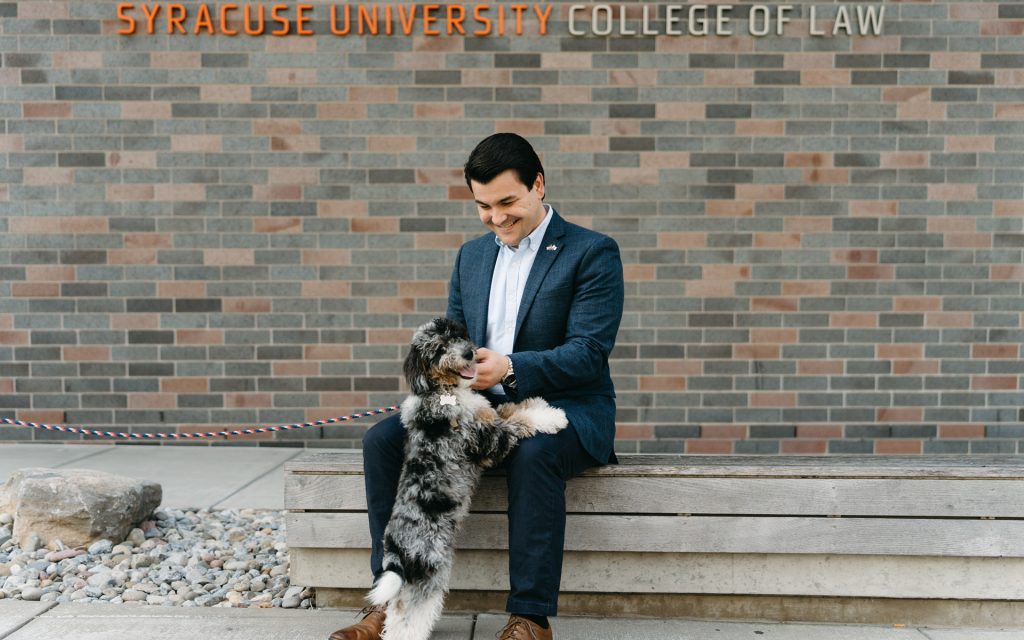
366, 317, 568, 640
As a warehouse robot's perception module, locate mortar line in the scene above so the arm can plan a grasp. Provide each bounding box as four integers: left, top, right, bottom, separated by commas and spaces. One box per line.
49, 444, 119, 468
0, 601, 59, 640
207, 449, 305, 510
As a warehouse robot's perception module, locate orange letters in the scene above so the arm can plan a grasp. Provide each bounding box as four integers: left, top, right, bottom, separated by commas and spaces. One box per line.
116, 3, 556, 37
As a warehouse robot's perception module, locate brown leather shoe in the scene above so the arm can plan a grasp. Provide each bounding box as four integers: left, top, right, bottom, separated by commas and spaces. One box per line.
496, 615, 553, 640
328, 605, 386, 640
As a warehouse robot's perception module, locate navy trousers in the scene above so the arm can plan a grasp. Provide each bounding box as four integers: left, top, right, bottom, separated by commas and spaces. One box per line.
362, 410, 598, 617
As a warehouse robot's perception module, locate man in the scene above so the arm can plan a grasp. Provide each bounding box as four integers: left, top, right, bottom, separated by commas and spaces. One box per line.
330, 133, 624, 640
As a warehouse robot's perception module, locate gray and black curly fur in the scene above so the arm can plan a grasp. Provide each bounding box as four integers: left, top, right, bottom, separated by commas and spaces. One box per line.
367, 317, 567, 640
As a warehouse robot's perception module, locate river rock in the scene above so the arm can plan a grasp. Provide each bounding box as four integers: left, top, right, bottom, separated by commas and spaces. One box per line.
122, 589, 147, 602
125, 528, 146, 547
0, 468, 161, 548
44, 549, 84, 563
0, 506, 301, 609
20, 586, 43, 601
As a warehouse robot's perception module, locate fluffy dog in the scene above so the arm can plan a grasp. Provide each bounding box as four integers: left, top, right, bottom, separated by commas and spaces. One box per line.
367, 317, 568, 640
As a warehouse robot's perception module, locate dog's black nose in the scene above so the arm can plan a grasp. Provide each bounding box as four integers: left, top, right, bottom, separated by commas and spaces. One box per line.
463, 349, 474, 361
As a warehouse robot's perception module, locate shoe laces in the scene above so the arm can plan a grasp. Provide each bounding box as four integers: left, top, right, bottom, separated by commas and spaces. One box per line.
358, 604, 386, 619
497, 616, 541, 640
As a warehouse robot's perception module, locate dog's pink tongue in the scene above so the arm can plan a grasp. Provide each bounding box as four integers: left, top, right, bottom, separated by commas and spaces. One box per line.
460, 366, 476, 378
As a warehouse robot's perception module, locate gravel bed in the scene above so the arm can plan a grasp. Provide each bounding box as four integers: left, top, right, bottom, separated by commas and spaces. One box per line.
0, 507, 314, 608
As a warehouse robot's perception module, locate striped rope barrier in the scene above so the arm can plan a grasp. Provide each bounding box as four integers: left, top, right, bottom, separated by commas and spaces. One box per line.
0, 405, 401, 440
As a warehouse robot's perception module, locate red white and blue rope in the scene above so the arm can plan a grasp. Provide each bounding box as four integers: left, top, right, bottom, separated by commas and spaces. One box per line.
0, 405, 400, 440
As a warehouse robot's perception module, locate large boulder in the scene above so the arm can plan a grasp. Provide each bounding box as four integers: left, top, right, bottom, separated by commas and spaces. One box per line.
0, 468, 162, 548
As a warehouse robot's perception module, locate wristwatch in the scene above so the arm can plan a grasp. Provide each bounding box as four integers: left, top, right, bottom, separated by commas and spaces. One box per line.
502, 356, 517, 390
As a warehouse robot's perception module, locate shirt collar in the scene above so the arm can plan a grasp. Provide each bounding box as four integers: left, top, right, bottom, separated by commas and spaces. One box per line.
494, 204, 553, 253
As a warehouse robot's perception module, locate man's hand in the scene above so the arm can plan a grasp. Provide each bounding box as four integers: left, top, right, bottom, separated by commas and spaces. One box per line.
472, 347, 510, 391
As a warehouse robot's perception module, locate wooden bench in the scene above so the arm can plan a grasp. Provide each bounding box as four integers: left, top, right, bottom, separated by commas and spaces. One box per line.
284, 453, 1024, 627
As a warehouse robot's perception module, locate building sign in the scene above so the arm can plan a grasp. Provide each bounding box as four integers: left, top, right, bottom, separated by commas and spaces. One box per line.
115, 3, 885, 38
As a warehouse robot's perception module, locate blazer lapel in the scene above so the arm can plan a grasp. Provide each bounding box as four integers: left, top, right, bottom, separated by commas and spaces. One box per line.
514, 211, 567, 346
468, 237, 500, 347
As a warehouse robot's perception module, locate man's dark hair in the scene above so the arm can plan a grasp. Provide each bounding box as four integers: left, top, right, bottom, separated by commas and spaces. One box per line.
464, 133, 545, 192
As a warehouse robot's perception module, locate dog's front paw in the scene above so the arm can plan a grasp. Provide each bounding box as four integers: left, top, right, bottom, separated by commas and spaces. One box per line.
502, 397, 568, 436
530, 406, 568, 434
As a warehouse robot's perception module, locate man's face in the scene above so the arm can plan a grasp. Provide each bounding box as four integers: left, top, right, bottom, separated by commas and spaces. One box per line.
470, 169, 546, 249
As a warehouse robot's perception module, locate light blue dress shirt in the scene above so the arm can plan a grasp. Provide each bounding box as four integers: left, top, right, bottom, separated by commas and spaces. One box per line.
484, 204, 555, 395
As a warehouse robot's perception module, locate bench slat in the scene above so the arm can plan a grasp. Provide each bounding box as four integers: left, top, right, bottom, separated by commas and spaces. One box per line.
286, 452, 1024, 479
289, 548, 1024, 600
286, 512, 1024, 557
285, 474, 1024, 518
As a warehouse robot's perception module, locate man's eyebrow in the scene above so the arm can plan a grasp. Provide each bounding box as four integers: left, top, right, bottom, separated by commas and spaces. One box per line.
475, 194, 518, 206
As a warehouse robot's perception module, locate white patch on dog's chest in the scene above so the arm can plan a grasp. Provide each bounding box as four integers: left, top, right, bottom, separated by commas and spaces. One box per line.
445, 388, 490, 433
454, 388, 489, 416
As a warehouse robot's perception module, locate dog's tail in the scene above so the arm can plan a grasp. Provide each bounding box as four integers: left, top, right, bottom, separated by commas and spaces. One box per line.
367, 568, 404, 605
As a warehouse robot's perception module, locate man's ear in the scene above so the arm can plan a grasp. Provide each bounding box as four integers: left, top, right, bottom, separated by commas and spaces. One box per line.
533, 173, 545, 199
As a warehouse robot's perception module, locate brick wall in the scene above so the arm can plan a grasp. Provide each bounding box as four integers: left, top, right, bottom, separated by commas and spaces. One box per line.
1, 0, 1022, 454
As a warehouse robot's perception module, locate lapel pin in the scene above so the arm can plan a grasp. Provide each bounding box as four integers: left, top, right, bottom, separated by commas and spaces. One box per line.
546, 244, 558, 251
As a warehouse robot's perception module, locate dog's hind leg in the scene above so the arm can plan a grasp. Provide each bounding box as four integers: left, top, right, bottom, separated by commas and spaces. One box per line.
406, 588, 445, 640
382, 586, 444, 640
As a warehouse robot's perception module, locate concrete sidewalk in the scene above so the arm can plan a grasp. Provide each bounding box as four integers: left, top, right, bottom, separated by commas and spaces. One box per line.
0, 443, 1019, 640
1, 601, 1014, 640
0, 443, 310, 510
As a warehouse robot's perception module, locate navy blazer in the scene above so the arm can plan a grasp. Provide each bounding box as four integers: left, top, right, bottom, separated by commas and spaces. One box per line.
447, 210, 625, 464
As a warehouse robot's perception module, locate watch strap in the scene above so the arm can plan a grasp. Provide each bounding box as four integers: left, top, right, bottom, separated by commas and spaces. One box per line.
502, 356, 517, 389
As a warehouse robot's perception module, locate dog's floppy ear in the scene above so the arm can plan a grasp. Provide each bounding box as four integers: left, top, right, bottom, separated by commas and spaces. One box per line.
403, 343, 433, 396
405, 319, 444, 396
437, 317, 470, 341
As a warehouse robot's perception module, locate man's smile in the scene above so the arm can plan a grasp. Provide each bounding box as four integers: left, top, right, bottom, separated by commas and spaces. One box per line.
471, 169, 547, 248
